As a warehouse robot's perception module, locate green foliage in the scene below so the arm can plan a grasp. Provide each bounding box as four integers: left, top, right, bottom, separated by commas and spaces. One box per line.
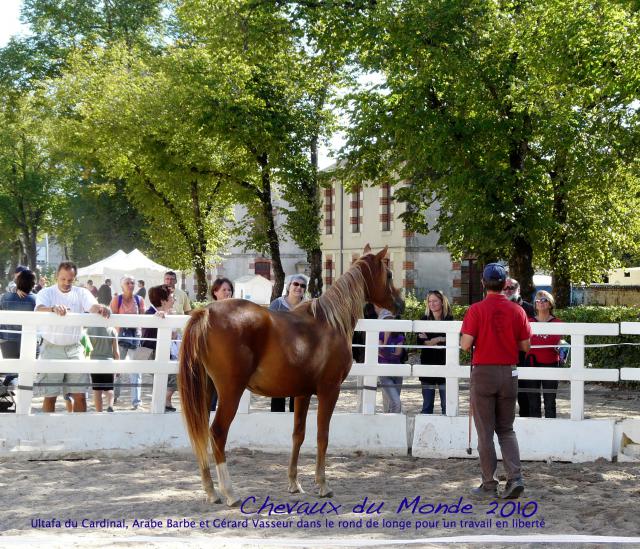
50, 43, 236, 298
0, 92, 64, 268
555, 306, 640, 372
331, 0, 640, 300
400, 291, 424, 321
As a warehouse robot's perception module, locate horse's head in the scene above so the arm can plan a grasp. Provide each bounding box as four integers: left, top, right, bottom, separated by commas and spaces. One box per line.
359, 244, 405, 316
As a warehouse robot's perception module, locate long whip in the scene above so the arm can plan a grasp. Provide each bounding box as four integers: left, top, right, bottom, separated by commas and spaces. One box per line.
467, 353, 474, 455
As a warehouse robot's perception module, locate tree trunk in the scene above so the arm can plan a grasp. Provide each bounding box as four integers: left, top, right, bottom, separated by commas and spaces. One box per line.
509, 236, 535, 303
307, 248, 323, 298
550, 166, 571, 308
190, 180, 210, 301
193, 255, 208, 302
306, 131, 323, 298
258, 153, 286, 301
26, 226, 38, 270
507, 113, 535, 302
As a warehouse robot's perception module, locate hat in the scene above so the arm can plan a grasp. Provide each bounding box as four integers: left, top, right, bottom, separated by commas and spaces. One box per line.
15, 265, 28, 274
482, 263, 507, 282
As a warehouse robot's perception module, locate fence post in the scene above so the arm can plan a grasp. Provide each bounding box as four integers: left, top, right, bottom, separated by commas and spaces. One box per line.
150, 327, 172, 414
15, 326, 38, 415
359, 330, 378, 415
445, 331, 460, 416
569, 334, 585, 421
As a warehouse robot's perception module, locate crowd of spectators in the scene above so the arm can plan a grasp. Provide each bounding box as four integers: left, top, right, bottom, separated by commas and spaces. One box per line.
0, 260, 565, 418
0, 261, 194, 414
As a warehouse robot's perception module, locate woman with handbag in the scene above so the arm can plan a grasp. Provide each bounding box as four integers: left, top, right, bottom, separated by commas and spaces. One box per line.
111, 275, 145, 410
526, 290, 563, 418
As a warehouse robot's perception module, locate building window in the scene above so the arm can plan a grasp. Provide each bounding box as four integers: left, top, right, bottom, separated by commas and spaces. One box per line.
380, 183, 391, 232
350, 187, 362, 233
324, 186, 333, 235
255, 259, 271, 280
324, 257, 334, 287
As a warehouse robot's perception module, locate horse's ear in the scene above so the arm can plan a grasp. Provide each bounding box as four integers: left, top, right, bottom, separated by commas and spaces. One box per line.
375, 246, 388, 260
363, 243, 372, 255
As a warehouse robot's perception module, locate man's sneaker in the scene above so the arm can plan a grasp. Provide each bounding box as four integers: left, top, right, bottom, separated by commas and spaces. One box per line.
106, 406, 114, 413
501, 478, 525, 499
470, 484, 498, 498
165, 405, 176, 412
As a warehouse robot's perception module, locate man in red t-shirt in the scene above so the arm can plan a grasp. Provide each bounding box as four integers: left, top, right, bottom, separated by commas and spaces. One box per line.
460, 263, 532, 499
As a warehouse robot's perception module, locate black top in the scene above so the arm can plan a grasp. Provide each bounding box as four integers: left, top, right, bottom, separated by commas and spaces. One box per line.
417, 313, 453, 384
141, 307, 157, 350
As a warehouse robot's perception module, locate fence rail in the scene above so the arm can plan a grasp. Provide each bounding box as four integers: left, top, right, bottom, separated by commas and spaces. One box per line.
0, 312, 636, 420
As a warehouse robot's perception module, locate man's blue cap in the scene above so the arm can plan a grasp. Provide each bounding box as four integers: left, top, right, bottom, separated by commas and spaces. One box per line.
15, 265, 28, 274
482, 263, 507, 282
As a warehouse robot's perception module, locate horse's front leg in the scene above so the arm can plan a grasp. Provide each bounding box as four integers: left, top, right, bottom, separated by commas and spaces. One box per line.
288, 395, 311, 493
315, 387, 340, 498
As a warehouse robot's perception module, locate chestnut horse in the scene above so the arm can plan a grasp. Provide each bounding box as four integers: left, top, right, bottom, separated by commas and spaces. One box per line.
178, 245, 404, 506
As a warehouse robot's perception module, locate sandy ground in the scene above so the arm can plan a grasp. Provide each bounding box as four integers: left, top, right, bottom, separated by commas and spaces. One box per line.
1, 449, 639, 548
2, 373, 640, 547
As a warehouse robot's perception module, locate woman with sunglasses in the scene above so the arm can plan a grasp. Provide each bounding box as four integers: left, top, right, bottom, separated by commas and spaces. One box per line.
526, 290, 563, 418
268, 274, 308, 411
417, 290, 453, 414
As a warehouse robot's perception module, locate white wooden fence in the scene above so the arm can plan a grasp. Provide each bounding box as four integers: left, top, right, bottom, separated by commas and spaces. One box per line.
1, 311, 639, 461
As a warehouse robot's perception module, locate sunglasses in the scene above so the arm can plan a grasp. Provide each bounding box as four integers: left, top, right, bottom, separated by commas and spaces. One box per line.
535, 297, 550, 303
291, 281, 306, 289
504, 286, 517, 291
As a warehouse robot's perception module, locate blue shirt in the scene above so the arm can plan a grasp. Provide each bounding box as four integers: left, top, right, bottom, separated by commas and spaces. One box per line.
0, 292, 37, 342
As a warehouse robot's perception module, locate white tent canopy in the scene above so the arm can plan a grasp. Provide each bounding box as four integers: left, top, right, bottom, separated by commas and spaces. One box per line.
234, 274, 274, 305
76, 249, 175, 290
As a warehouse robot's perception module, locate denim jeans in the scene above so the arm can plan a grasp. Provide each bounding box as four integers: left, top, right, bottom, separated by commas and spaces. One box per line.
421, 382, 446, 414
380, 376, 402, 413
115, 346, 142, 406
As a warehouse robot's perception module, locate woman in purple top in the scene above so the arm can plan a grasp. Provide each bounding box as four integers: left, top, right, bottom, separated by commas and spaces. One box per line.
376, 306, 405, 413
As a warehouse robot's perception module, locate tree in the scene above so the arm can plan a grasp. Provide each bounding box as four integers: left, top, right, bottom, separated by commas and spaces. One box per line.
48, 176, 151, 265
51, 44, 236, 300
329, 0, 640, 305
0, 94, 63, 269
178, 0, 339, 299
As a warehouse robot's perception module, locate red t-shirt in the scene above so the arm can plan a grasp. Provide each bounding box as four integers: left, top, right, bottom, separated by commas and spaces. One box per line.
528, 317, 562, 365
461, 293, 532, 366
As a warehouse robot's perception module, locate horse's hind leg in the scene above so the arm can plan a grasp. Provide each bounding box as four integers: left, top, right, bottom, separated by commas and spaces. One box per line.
200, 463, 222, 504
210, 386, 245, 507
315, 387, 340, 498
288, 395, 311, 493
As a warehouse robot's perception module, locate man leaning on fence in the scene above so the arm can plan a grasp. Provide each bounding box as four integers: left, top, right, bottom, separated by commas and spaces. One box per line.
35, 261, 111, 413
460, 263, 532, 500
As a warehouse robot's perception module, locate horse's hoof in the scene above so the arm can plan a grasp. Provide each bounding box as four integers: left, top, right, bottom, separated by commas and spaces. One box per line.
288, 482, 305, 494
227, 496, 241, 507
318, 487, 333, 498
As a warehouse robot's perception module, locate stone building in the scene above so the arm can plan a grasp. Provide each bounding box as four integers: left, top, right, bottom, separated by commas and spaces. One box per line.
320, 170, 482, 304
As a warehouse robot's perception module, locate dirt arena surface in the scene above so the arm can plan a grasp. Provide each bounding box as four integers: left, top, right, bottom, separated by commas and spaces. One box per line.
1, 448, 640, 548
2, 378, 640, 547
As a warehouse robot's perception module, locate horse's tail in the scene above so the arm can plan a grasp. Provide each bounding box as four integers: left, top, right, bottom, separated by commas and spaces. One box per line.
178, 306, 214, 471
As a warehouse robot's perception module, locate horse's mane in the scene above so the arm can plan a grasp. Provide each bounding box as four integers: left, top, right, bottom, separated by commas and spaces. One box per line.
309, 258, 369, 340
